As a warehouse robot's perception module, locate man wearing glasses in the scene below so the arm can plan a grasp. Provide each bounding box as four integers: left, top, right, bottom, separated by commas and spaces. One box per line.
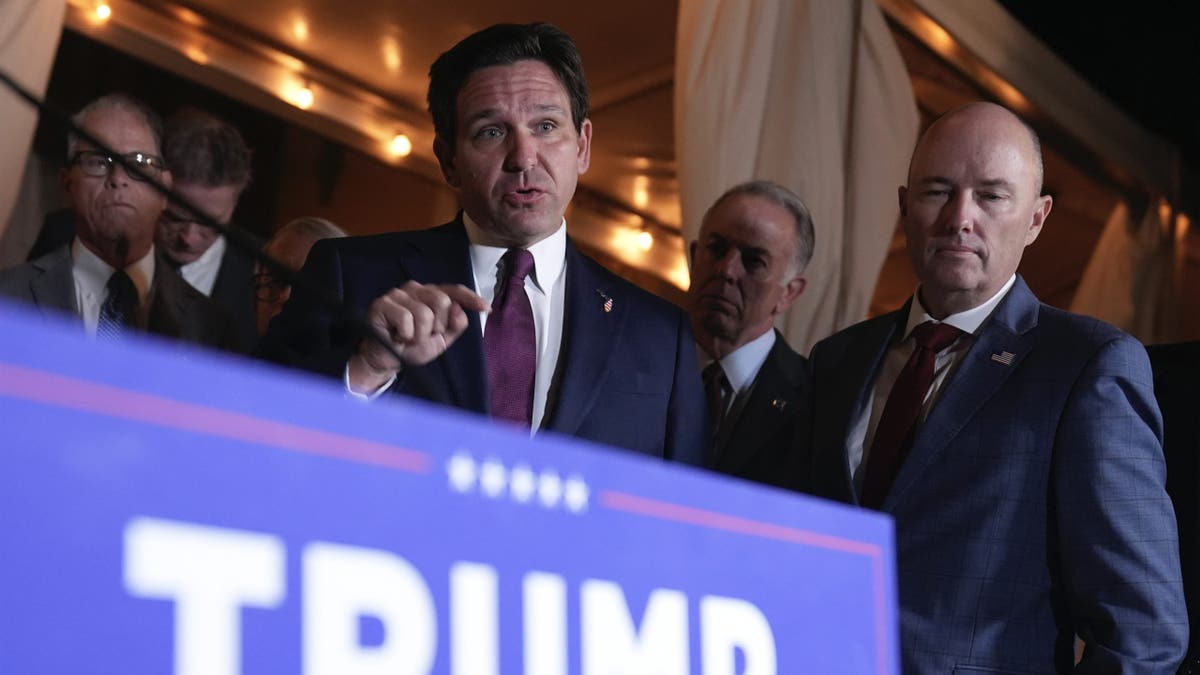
0, 93, 234, 348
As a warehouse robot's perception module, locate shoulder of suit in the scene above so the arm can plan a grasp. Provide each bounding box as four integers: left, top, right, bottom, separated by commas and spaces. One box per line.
0, 245, 69, 288
571, 246, 684, 317
1034, 303, 1134, 350
313, 221, 463, 259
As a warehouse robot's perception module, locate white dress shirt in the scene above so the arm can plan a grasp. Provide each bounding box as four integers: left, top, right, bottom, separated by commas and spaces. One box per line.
347, 215, 569, 435
846, 274, 1017, 492
178, 235, 226, 297
700, 328, 776, 419
71, 238, 155, 335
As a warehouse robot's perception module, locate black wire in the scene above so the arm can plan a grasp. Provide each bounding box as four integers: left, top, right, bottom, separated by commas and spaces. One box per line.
0, 68, 402, 364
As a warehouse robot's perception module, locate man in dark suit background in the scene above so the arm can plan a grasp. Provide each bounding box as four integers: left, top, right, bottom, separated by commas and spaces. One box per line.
261, 23, 706, 464
154, 108, 258, 352
1148, 341, 1200, 674
809, 102, 1186, 673
687, 180, 812, 489
0, 93, 233, 349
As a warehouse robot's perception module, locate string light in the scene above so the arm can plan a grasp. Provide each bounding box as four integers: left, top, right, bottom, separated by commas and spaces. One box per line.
95, 2, 112, 22
290, 82, 314, 110
388, 133, 413, 158
637, 230, 654, 251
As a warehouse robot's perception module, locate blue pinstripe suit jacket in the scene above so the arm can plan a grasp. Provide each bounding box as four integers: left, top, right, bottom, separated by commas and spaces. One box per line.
809, 276, 1187, 674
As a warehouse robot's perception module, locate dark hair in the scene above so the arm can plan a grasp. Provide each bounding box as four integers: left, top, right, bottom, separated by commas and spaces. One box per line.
427, 22, 589, 142
705, 180, 816, 276
68, 93, 164, 159
162, 107, 252, 189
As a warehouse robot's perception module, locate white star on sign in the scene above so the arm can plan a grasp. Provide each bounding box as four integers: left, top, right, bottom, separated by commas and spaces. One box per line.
538, 470, 562, 508
509, 464, 536, 503
563, 476, 589, 513
447, 452, 476, 493
479, 459, 508, 498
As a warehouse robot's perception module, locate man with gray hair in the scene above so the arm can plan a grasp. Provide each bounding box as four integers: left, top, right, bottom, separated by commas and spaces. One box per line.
0, 93, 234, 349
687, 180, 814, 489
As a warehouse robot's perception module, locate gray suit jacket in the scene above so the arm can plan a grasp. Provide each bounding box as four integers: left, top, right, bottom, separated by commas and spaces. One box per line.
0, 244, 236, 350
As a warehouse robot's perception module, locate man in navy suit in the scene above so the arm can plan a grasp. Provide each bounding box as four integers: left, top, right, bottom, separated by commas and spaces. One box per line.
809, 102, 1187, 673
688, 180, 812, 489
261, 23, 706, 464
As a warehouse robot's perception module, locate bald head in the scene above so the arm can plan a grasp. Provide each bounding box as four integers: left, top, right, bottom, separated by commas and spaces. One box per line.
909, 102, 1044, 197
899, 101, 1053, 318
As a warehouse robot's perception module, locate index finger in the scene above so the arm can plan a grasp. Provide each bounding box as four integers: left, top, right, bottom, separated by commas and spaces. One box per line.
436, 283, 491, 313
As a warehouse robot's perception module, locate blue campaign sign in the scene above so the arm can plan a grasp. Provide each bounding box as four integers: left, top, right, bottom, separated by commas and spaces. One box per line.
0, 301, 897, 675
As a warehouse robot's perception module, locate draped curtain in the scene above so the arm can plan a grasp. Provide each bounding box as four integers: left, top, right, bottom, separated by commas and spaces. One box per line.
1069, 199, 1180, 343
675, 0, 919, 354
0, 0, 66, 241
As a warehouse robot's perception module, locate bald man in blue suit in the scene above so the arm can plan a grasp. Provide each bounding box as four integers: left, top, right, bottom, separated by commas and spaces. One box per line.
809, 103, 1187, 673
260, 23, 705, 464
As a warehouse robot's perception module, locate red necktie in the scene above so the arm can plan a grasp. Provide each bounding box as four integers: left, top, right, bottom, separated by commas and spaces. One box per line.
484, 249, 537, 427
860, 321, 963, 509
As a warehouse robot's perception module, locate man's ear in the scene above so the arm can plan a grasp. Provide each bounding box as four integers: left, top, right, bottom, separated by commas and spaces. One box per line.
898, 185, 909, 218
434, 136, 460, 188
576, 118, 592, 174
1025, 194, 1053, 246
775, 275, 807, 315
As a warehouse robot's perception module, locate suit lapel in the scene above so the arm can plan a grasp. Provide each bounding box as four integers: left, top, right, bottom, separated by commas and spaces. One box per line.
882, 278, 1040, 511
29, 247, 77, 318
409, 220, 488, 414
713, 335, 802, 472
543, 241, 626, 435
812, 307, 906, 504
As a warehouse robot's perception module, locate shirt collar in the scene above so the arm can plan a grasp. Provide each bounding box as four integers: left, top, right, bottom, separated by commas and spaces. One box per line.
71, 237, 156, 304
708, 328, 777, 394
464, 211, 567, 293
903, 274, 1017, 339
180, 234, 226, 274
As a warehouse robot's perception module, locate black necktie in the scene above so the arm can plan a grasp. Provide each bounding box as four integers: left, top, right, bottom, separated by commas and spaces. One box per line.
703, 361, 732, 437
97, 269, 137, 339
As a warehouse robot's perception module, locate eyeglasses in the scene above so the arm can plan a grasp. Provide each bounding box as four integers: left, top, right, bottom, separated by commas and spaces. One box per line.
254, 272, 290, 303
69, 150, 166, 182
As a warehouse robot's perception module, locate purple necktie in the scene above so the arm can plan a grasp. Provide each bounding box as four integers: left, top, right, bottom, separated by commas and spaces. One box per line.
484, 248, 537, 427
860, 321, 963, 509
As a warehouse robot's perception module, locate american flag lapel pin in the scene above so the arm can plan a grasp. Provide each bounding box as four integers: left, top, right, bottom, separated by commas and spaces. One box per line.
595, 289, 613, 313
990, 351, 1015, 365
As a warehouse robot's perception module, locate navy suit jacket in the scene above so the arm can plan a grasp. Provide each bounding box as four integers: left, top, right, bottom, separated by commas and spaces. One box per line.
708, 330, 810, 491
259, 219, 707, 465
1148, 341, 1200, 675
810, 276, 1187, 674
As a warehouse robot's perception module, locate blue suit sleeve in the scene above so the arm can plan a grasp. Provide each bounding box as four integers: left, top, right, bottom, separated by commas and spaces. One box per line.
1055, 335, 1188, 673
664, 310, 709, 467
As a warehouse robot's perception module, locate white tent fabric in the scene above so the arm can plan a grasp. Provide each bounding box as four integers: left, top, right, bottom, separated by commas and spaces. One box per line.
1069, 199, 1178, 343
0, 0, 66, 240
675, 0, 919, 354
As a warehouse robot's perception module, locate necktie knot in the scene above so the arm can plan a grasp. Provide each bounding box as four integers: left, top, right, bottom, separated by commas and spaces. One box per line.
503, 248, 535, 283
911, 321, 962, 353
